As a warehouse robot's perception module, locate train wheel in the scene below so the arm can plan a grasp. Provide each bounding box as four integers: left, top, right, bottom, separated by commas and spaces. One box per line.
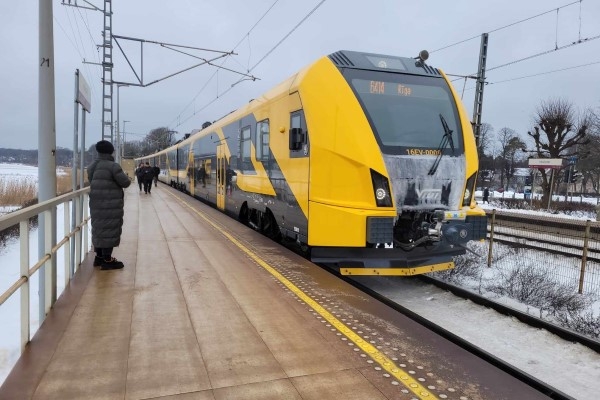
239, 203, 249, 226
262, 209, 282, 241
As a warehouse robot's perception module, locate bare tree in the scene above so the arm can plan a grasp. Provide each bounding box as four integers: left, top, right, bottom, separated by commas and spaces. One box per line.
578, 110, 600, 194
527, 99, 590, 203
476, 123, 495, 186
477, 122, 494, 159
497, 127, 525, 190
146, 127, 174, 153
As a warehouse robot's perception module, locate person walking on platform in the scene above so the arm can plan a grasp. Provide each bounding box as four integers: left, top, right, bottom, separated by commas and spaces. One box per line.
135, 162, 144, 192
152, 164, 160, 187
88, 140, 130, 270
142, 162, 154, 194
482, 187, 490, 204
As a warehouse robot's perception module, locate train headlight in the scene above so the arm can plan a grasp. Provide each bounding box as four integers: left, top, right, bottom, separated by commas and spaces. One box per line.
371, 169, 393, 207
464, 187, 471, 200
462, 173, 477, 206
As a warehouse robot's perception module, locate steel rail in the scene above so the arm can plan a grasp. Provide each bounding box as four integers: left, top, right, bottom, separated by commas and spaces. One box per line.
335, 271, 577, 400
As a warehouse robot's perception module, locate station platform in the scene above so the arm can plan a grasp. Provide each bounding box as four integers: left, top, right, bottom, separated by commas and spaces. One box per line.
0, 184, 551, 400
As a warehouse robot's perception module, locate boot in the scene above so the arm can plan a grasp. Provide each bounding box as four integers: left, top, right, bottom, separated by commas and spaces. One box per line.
93, 256, 103, 267
101, 257, 125, 270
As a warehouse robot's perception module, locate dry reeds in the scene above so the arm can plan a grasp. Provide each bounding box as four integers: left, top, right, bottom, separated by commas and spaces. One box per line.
0, 176, 37, 207
0, 168, 88, 207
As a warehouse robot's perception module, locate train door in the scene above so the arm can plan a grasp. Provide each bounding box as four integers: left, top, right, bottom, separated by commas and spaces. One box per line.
217, 144, 226, 210
188, 149, 195, 194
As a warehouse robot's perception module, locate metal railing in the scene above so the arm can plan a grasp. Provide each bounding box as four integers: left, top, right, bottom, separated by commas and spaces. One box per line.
485, 209, 600, 294
0, 188, 90, 352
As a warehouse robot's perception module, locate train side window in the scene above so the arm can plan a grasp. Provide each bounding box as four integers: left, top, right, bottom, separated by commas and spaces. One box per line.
256, 120, 270, 162
289, 110, 308, 156
241, 125, 252, 169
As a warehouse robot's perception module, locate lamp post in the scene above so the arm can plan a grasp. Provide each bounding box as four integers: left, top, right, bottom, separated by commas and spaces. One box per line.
115, 83, 129, 163
122, 120, 130, 158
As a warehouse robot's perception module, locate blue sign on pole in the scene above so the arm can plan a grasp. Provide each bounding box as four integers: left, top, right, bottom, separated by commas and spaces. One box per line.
569, 156, 578, 165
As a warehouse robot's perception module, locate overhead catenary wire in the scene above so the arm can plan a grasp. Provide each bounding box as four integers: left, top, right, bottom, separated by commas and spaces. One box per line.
486, 33, 600, 73
167, 0, 282, 128
450, 32, 600, 83
170, 0, 327, 131
55, 7, 101, 104
249, 0, 326, 72
70, 7, 100, 100
430, 0, 580, 53
460, 60, 600, 91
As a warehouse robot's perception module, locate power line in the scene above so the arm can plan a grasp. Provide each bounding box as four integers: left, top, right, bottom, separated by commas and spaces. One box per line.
450, 32, 600, 83
486, 33, 600, 72
167, 0, 282, 129
57, 8, 100, 104
71, 7, 101, 100
170, 0, 326, 131
462, 60, 600, 91
491, 60, 600, 84
431, 0, 580, 53
249, 0, 326, 72
75, 6, 101, 63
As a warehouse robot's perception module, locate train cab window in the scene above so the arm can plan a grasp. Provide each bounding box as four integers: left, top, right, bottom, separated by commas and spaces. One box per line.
256, 120, 270, 162
345, 69, 463, 155
289, 110, 308, 157
240, 125, 252, 170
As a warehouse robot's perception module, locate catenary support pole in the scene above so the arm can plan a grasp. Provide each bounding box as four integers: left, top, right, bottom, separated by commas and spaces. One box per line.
38, 0, 58, 322
472, 33, 488, 147
70, 71, 79, 277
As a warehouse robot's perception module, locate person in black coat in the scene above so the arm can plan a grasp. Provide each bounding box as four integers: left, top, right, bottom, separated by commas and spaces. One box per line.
152, 164, 160, 187
141, 162, 154, 193
88, 140, 131, 270
482, 187, 490, 204
135, 162, 144, 192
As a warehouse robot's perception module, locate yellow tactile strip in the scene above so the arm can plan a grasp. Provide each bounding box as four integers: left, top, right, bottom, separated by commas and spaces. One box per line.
168, 191, 437, 400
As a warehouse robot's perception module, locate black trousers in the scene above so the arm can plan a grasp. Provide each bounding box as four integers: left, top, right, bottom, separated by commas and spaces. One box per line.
95, 247, 113, 260
143, 180, 152, 193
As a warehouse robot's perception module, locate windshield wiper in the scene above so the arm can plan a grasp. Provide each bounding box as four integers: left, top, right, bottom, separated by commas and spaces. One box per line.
428, 114, 455, 175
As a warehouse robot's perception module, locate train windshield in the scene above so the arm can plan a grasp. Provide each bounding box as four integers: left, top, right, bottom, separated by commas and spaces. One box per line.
345, 69, 463, 155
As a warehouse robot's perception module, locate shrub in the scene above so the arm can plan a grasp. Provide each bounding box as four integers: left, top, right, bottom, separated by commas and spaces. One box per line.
555, 310, 600, 339
432, 254, 480, 285
486, 263, 592, 318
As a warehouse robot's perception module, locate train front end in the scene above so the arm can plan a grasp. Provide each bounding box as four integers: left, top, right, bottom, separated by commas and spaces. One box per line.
302, 50, 487, 275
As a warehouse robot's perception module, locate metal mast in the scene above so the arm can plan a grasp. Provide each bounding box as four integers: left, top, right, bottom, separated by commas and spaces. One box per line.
101, 0, 113, 142
472, 33, 488, 147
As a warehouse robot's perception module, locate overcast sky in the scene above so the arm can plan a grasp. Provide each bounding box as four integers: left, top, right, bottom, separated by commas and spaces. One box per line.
1, 0, 599, 151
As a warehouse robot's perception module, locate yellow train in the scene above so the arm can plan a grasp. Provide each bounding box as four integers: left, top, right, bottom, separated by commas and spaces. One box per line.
137, 50, 487, 276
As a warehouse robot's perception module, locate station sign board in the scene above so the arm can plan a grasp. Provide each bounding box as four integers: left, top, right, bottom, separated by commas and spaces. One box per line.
528, 158, 564, 169
76, 72, 91, 112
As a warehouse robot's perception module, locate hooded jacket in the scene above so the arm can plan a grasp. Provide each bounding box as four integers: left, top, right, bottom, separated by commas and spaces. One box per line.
87, 153, 131, 248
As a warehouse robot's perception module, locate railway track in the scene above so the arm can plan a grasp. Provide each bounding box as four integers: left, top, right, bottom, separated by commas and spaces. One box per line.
329, 267, 600, 400
487, 210, 600, 261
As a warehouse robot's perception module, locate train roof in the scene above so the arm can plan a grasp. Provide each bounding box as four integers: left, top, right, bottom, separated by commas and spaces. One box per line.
137, 50, 445, 160
328, 50, 441, 77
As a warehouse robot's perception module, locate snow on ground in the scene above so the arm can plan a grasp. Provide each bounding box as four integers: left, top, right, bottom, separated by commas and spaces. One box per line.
0, 203, 74, 386
0, 164, 77, 384
0, 163, 38, 178
353, 275, 600, 399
